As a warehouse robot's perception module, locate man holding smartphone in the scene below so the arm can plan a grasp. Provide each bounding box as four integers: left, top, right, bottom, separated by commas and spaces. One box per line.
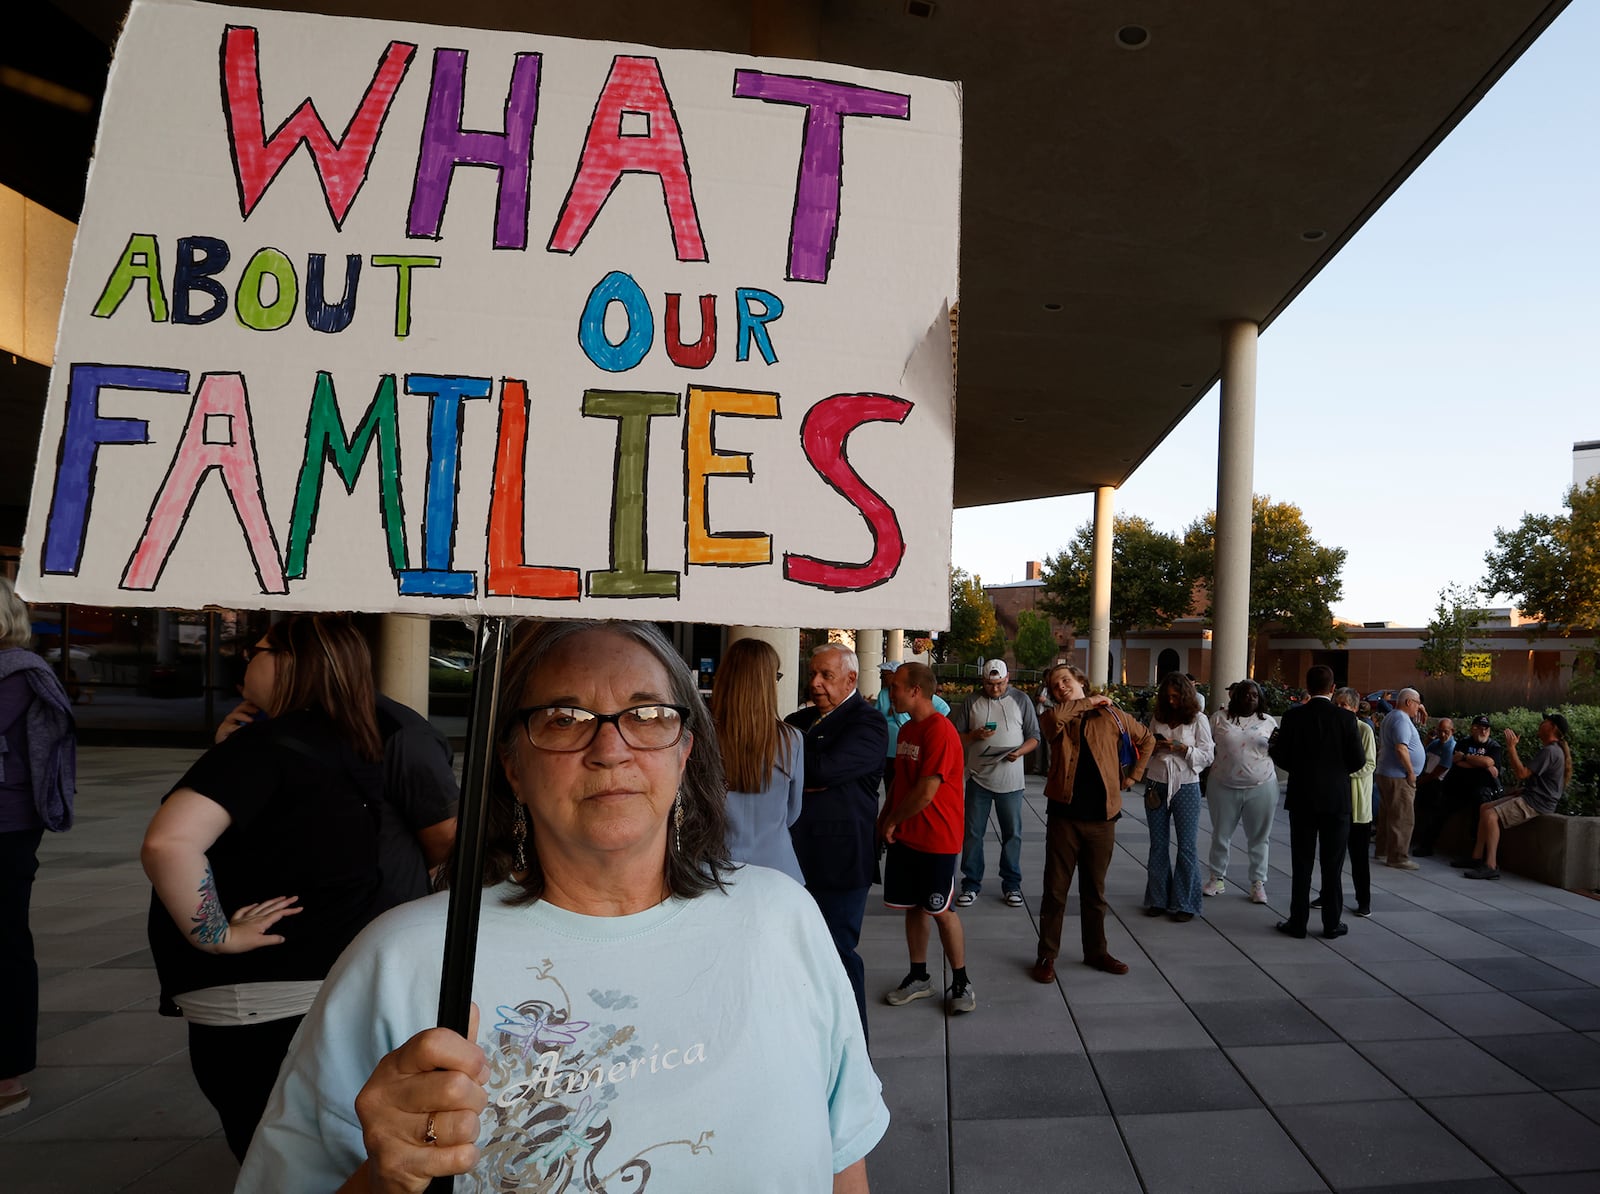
951, 661, 1039, 908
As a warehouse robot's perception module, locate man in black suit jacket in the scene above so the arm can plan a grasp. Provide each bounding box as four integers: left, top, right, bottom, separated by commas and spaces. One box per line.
786, 643, 888, 1038
1268, 665, 1369, 938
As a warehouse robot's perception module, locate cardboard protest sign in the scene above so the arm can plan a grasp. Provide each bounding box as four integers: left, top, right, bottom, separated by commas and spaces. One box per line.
20, 0, 961, 629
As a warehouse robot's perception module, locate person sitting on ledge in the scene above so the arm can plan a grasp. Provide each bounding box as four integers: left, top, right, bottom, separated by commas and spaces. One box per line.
1455, 713, 1573, 881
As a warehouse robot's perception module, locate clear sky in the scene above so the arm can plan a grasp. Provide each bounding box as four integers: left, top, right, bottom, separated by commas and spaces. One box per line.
952, 2, 1599, 629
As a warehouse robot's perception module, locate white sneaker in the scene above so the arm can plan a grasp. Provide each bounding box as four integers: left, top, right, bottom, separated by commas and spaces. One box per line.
1250, 881, 1267, 904
1202, 877, 1226, 897
954, 891, 977, 908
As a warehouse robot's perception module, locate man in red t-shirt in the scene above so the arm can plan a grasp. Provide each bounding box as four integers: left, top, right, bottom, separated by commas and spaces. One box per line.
877, 662, 974, 1014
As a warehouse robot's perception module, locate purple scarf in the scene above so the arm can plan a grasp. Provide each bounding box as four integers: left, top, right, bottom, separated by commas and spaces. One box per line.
0, 648, 77, 832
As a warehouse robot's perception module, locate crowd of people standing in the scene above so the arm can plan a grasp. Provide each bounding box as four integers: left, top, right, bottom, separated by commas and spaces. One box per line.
1, 601, 1579, 1190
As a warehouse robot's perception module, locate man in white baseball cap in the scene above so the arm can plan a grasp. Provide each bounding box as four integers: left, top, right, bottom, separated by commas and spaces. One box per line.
951, 659, 1039, 907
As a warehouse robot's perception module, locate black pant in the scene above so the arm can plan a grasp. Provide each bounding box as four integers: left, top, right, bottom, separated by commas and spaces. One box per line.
0, 827, 44, 1080
188, 1015, 305, 1160
806, 886, 870, 1046
1347, 821, 1371, 911
1415, 785, 1486, 854
1288, 807, 1350, 936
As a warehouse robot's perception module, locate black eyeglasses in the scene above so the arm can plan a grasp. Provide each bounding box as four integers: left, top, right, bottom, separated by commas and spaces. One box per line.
243, 643, 275, 663
516, 704, 689, 752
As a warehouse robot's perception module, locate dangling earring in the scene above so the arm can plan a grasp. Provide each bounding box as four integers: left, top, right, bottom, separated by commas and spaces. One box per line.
673, 790, 684, 855
513, 801, 529, 872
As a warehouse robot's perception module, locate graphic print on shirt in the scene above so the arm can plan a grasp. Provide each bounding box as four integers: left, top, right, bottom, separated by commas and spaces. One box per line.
471, 958, 712, 1192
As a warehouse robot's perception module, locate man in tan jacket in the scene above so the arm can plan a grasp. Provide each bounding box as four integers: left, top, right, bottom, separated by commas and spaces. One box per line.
1032, 664, 1155, 984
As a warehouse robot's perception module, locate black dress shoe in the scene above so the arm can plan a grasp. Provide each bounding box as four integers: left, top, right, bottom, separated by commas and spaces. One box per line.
1274, 921, 1307, 939
1144, 906, 1165, 917
1322, 923, 1349, 939
1309, 895, 1324, 910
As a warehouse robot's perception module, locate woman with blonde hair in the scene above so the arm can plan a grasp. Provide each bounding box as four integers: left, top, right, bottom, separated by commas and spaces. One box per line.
1315, 687, 1376, 915
142, 613, 386, 1158
712, 637, 805, 883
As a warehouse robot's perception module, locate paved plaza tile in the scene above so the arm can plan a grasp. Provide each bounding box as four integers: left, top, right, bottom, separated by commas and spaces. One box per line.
11, 755, 1600, 1192
1421, 1092, 1600, 1174
1225, 1041, 1404, 1105
1121, 1107, 1329, 1193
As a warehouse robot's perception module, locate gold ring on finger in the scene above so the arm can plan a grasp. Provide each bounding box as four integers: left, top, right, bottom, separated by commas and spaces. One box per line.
424, 1113, 438, 1145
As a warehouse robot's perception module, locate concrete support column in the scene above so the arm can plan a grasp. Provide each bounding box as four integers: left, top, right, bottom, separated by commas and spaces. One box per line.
856, 629, 884, 699
1088, 485, 1114, 689
729, 625, 802, 716
1212, 319, 1259, 704
376, 613, 430, 716
886, 628, 905, 664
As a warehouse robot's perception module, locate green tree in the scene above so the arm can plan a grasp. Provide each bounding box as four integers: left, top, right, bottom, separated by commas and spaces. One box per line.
1182, 495, 1347, 674
943, 568, 1005, 664
1040, 515, 1191, 683
1013, 608, 1059, 671
1483, 476, 1600, 633
1416, 583, 1490, 678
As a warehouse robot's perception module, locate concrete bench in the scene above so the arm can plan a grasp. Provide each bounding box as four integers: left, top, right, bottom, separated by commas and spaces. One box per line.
1436, 808, 1600, 890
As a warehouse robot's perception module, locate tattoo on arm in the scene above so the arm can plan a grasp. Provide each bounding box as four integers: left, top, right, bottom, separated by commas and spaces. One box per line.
190, 867, 228, 945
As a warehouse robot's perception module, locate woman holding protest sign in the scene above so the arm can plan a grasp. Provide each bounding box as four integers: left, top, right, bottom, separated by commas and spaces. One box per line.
141, 613, 385, 1159
711, 637, 806, 883
237, 620, 886, 1193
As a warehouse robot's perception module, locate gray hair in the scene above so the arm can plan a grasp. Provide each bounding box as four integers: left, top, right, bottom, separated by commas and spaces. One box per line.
1396, 688, 1421, 705
811, 641, 859, 677
1333, 686, 1360, 710
482, 619, 730, 902
0, 578, 32, 650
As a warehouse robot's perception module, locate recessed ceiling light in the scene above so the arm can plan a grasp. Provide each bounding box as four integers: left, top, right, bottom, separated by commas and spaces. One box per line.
1042, 301, 1063, 312
1301, 229, 1326, 242
1179, 381, 1195, 389
1012, 415, 1027, 423
905, 0, 936, 18
1115, 25, 1150, 50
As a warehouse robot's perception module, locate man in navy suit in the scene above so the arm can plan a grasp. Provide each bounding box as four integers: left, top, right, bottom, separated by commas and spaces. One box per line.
787, 643, 888, 1038
1268, 665, 1369, 939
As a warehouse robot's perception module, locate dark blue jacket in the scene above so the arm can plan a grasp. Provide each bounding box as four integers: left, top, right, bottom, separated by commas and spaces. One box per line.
785, 691, 887, 890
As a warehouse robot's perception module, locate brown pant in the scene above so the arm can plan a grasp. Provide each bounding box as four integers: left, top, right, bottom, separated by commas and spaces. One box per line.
1377, 775, 1416, 863
1038, 815, 1116, 963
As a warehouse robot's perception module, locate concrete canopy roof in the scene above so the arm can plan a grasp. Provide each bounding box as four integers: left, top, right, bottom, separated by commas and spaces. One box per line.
5, 0, 1571, 522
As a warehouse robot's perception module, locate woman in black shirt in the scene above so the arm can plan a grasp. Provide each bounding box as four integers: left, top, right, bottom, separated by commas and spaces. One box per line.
142, 614, 385, 1158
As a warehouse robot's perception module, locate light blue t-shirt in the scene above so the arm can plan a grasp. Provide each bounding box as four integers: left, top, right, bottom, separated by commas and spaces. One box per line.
238, 869, 888, 1192
1376, 709, 1426, 779
877, 686, 950, 758
724, 724, 806, 884
1424, 735, 1456, 776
